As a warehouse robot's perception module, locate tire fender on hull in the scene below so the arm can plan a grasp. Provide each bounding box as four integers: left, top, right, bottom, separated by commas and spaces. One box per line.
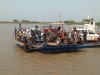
23, 43, 32, 52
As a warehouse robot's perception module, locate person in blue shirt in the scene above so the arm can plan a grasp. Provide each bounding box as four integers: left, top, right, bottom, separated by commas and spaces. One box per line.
38, 31, 41, 45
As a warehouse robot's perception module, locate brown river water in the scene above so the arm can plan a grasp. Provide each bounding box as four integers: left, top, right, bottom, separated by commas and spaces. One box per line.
0, 24, 100, 75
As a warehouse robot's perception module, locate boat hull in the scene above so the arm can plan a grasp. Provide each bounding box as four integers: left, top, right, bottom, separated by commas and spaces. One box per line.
37, 43, 100, 51
16, 41, 100, 52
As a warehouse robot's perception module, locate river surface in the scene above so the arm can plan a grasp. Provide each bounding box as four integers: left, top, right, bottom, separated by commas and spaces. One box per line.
0, 24, 100, 75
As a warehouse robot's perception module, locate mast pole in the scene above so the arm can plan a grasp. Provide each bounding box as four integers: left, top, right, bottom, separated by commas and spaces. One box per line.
60, 13, 61, 22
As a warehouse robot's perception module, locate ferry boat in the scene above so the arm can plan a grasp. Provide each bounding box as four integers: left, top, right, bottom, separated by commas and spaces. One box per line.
14, 15, 100, 52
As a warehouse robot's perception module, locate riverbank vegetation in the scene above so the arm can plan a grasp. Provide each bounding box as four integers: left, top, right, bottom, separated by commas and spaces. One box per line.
0, 19, 100, 26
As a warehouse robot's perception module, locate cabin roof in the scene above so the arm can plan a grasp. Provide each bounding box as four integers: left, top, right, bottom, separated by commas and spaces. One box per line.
83, 18, 94, 21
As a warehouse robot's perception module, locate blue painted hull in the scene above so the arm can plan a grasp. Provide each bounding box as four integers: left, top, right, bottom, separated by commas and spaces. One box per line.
16, 40, 100, 52
37, 43, 100, 51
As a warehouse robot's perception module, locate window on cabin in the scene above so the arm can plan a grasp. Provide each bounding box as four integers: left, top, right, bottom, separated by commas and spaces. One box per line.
91, 21, 93, 25
88, 30, 94, 34
87, 21, 89, 24
81, 30, 87, 34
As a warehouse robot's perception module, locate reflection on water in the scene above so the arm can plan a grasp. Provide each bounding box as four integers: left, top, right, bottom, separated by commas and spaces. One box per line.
0, 24, 100, 75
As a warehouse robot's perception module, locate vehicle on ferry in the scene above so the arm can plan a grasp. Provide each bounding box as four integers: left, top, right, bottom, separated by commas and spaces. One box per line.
77, 29, 100, 41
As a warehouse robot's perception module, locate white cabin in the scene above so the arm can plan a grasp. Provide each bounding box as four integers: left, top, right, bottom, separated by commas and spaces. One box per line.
76, 15, 100, 41
84, 15, 95, 33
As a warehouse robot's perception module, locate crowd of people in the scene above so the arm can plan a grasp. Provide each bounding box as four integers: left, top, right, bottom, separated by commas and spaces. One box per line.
44, 25, 85, 44
14, 24, 87, 45
68, 27, 87, 44
47, 25, 87, 44
14, 25, 42, 45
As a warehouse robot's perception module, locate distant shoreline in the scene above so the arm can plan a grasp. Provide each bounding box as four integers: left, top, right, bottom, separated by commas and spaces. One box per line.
0, 22, 83, 25
0, 22, 46, 24
0, 22, 99, 25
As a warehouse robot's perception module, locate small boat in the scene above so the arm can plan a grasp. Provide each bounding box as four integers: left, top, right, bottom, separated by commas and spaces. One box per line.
14, 15, 100, 52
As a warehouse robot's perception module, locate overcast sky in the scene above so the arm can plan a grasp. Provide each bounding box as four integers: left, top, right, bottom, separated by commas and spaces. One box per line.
0, 0, 100, 22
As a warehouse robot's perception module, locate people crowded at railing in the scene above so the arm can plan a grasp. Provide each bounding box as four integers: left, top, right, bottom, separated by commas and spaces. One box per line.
15, 25, 83, 45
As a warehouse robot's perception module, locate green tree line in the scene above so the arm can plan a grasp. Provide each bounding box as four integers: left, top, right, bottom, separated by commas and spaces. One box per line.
0, 19, 100, 25
12, 19, 40, 23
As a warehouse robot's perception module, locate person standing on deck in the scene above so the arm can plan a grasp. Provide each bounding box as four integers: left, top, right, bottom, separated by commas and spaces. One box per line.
57, 26, 61, 33
49, 25, 52, 30
73, 27, 78, 44
26, 28, 30, 35
83, 31, 87, 43
43, 32, 47, 43
19, 24, 21, 30
30, 29, 36, 43
69, 31, 73, 42
38, 31, 41, 45
35, 26, 38, 35
17, 29, 23, 41
14, 27, 17, 38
